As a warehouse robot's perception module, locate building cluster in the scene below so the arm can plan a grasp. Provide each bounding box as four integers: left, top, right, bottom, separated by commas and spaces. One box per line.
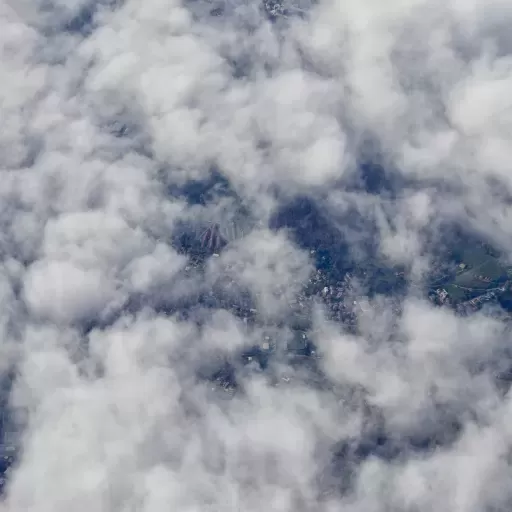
456, 281, 510, 314
303, 270, 359, 325
434, 288, 450, 305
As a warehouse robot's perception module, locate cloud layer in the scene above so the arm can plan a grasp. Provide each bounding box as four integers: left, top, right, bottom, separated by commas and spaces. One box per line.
0, 0, 512, 510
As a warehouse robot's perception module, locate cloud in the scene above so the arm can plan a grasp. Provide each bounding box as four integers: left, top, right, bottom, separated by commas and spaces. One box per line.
0, 0, 512, 511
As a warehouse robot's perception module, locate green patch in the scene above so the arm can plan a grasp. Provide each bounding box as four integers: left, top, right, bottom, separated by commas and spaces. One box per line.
478, 260, 507, 280
443, 284, 468, 302
454, 261, 505, 288
451, 248, 507, 288
463, 247, 489, 265
439, 244, 509, 304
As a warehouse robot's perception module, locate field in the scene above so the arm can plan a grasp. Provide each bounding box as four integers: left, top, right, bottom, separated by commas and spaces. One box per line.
443, 247, 508, 302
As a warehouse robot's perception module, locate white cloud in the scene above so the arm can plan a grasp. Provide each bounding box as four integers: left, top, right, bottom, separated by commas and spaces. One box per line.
1, 0, 512, 510
212, 229, 312, 320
